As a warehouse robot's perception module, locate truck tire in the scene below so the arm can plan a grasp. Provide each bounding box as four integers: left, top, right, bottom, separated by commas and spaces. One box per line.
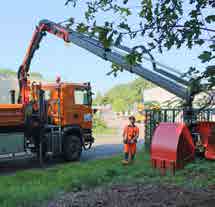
63, 134, 82, 161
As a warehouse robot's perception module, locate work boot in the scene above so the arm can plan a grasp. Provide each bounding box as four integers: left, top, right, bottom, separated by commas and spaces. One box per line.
122, 152, 129, 165
122, 159, 129, 165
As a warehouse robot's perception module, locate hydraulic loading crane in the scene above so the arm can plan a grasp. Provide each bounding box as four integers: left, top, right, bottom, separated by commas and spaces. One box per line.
18, 19, 190, 107
1, 19, 214, 167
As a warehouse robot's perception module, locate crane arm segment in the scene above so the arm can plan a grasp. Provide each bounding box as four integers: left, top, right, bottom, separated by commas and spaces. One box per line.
18, 20, 70, 104
66, 28, 190, 101
18, 19, 190, 104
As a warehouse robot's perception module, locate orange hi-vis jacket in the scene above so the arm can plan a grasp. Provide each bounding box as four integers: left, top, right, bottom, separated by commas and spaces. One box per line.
123, 124, 139, 155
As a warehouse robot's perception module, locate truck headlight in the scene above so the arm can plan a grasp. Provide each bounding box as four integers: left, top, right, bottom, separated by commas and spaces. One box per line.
84, 114, 92, 122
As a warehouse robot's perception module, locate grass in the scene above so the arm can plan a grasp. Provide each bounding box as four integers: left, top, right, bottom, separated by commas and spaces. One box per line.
1, 151, 215, 207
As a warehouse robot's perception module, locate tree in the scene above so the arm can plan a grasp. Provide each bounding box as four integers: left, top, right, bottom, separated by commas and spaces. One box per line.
112, 98, 127, 112
96, 77, 153, 112
65, 0, 215, 107
101, 95, 110, 105
93, 91, 103, 105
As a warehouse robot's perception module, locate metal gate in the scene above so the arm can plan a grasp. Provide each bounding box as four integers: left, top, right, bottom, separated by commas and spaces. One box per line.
144, 108, 215, 149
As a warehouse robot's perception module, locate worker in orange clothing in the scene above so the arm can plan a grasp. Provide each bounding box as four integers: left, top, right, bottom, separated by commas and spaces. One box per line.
122, 116, 139, 164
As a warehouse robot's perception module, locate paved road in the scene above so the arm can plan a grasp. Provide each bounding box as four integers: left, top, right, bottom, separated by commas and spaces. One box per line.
81, 115, 145, 161
83, 112, 145, 161
82, 135, 144, 161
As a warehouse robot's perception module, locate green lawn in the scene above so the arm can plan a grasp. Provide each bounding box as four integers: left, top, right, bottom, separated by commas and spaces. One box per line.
1, 151, 215, 207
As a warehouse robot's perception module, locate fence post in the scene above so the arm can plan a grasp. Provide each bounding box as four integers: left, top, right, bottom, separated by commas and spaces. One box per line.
173, 109, 176, 122
144, 110, 150, 151
164, 109, 167, 122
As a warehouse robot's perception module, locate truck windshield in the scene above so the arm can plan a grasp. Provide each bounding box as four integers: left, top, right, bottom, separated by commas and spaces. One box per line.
74, 88, 91, 105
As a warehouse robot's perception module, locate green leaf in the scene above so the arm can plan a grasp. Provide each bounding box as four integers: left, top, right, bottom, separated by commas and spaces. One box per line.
148, 42, 155, 49
97, 28, 114, 49
209, 44, 215, 51
125, 52, 142, 66
205, 15, 215, 23
76, 23, 89, 33
119, 7, 132, 16
106, 32, 114, 48
195, 39, 205, 46
118, 22, 130, 32
65, 0, 77, 6
204, 65, 215, 77
198, 51, 212, 63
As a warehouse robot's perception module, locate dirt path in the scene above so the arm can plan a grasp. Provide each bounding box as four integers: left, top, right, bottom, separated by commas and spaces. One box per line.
47, 184, 215, 207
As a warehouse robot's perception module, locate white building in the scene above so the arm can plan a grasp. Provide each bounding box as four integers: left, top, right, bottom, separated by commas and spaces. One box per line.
143, 87, 181, 106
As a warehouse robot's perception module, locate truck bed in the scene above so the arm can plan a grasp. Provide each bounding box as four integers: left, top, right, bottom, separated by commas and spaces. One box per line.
0, 104, 24, 128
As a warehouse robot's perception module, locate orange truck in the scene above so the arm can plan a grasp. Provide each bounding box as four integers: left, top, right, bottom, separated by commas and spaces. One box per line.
0, 80, 94, 162
0, 20, 95, 162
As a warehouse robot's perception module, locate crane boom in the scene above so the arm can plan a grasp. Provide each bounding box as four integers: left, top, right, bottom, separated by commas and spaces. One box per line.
18, 19, 190, 104
67, 30, 189, 100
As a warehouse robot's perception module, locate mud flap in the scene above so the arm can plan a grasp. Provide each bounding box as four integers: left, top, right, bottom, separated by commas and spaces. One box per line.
151, 123, 195, 173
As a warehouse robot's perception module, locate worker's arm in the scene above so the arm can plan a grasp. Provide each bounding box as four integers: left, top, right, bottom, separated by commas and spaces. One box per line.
122, 126, 128, 143
133, 127, 139, 142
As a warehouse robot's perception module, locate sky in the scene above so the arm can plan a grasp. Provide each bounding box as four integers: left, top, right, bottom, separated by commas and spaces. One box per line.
0, 0, 211, 94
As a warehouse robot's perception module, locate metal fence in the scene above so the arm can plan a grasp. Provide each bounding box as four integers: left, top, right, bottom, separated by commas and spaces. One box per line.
144, 108, 215, 149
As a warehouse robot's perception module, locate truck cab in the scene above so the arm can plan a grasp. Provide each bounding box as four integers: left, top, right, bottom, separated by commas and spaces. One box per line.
27, 80, 94, 160
0, 80, 94, 162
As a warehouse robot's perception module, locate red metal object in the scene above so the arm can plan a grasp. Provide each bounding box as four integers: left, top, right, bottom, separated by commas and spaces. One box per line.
151, 123, 195, 173
196, 122, 215, 160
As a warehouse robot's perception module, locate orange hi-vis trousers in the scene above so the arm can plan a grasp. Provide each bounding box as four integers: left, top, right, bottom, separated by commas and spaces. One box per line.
124, 143, 137, 155
123, 125, 139, 157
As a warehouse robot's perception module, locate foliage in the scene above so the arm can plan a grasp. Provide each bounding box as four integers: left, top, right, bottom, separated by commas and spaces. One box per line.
93, 91, 103, 105
93, 114, 116, 134
0, 68, 17, 77
94, 77, 154, 112
65, 0, 215, 107
144, 101, 160, 108
1, 150, 215, 207
0, 68, 43, 79
93, 115, 107, 129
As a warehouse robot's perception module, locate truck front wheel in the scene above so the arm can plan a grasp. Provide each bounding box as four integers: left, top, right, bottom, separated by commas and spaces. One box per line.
63, 134, 82, 161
